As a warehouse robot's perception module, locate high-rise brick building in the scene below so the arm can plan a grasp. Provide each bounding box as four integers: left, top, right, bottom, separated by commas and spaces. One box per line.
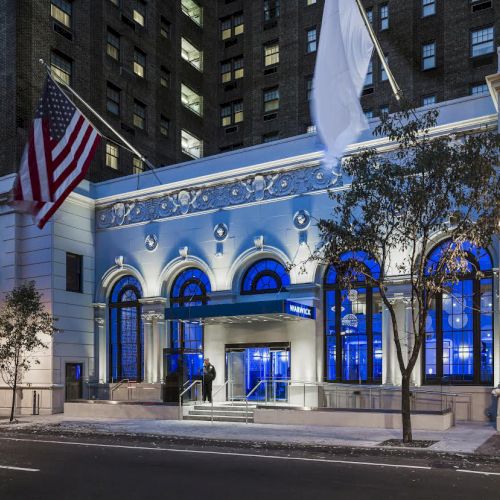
0, 0, 498, 181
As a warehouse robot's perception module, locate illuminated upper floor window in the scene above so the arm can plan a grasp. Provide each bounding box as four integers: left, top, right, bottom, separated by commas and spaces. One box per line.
181, 84, 203, 116
133, 0, 146, 26
51, 0, 72, 28
220, 12, 244, 40
181, 0, 203, 26
181, 130, 203, 159
181, 37, 203, 71
51, 51, 72, 86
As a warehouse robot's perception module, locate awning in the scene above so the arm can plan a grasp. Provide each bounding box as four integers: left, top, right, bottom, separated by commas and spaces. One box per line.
164, 300, 316, 325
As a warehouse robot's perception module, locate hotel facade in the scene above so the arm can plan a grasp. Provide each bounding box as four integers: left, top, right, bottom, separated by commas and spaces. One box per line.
0, 85, 499, 425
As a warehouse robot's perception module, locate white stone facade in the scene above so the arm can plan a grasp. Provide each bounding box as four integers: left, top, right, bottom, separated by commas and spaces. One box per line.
0, 92, 498, 420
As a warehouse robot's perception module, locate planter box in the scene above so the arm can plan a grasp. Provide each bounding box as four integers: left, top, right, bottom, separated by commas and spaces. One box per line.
253, 407, 454, 431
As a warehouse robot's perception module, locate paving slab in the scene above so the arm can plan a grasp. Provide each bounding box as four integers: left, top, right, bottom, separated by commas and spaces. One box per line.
1, 414, 497, 457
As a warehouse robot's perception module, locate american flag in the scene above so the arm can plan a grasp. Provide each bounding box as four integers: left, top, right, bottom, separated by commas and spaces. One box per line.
11, 75, 101, 229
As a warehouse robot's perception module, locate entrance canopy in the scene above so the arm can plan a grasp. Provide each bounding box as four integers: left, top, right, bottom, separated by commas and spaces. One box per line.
164, 300, 316, 325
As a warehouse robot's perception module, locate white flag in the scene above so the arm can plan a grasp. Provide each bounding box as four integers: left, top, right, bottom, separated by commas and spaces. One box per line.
312, 0, 374, 172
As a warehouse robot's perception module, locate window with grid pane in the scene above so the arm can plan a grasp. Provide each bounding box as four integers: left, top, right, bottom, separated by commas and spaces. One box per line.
234, 57, 244, 78
422, 94, 436, 106
324, 251, 382, 383
471, 27, 494, 57
424, 241, 494, 385
306, 76, 313, 100
51, 51, 72, 86
133, 0, 145, 26
133, 100, 146, 129
160, 116, 169, 137
241, 259, 290, 294
106, 142, 119, 169
422, 42, 436, 70
366, 8, 373, 24
221, 104, 232, 126
380, 54, 388, 81
132, 157, 143, 174
221, 61, 232, 83
109, 276, 144, 382
221, 101, 243, 126
264, 0, 280, 21
51, 0, 72, 28
263, 87, 279, 112
107, 29, 120, 60
365, 59, 373, 86
470, 83, 488, 95
160, 67, 170, 88
306, 28, 317, 53
106, 83, 120, 115
380, 4, 389, 30
264, 42, 279, 66
160, 17, 171, 38
422, 0, 436, 17
133, 48, 146, 77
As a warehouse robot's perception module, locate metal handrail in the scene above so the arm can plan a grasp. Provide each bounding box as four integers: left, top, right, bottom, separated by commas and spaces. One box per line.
241, 379, 469, 421
211, 380, 231, 422
178, 380, 202, 419
110, 379, 129, 401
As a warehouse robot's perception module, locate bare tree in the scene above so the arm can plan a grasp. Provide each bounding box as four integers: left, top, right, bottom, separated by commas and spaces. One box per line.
315, 108, 499, 443
0, 281, 55, 422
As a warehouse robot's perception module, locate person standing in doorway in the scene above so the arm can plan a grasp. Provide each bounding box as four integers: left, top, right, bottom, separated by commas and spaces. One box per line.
203, 358, 216, 403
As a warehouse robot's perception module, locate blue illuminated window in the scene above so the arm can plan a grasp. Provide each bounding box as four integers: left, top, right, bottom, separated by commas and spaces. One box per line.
241, 258, 290, 294
424, 240, 494, 385
109, 276, 143, 382
324, 251, 382, 384
167, 268, 210, 381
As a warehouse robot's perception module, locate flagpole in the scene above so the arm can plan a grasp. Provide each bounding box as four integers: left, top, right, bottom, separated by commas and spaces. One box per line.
39, 59, 162, 183
353, 0, 402, 102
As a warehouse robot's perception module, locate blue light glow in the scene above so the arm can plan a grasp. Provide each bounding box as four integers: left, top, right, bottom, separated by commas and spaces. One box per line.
241, 259, 290, 294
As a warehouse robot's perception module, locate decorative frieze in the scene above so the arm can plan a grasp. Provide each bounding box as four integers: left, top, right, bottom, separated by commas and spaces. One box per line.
96, 163, 342, 230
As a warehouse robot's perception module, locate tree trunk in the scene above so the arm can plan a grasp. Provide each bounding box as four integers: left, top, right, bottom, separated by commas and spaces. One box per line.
401, 375, 412, 443
9, 368, 18, 422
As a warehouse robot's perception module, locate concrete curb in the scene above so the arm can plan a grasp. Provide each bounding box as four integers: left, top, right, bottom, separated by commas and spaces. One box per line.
1, 424, 499, 464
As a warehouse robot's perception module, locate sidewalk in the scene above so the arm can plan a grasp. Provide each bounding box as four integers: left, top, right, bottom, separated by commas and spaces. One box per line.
0, 414, 498, 457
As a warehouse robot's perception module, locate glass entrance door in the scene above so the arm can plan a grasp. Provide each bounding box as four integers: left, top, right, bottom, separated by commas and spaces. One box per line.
226, 345, 290, 402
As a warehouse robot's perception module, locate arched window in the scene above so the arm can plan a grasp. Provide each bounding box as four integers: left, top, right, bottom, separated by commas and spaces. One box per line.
109, 276, 143, 382
424, 240, 494, 385
241, 258, 290, 294
166, 268, 211, 381
324, 251, 383, 384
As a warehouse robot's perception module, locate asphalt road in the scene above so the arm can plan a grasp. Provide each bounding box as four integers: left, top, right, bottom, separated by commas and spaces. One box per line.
0, 434, 499, 500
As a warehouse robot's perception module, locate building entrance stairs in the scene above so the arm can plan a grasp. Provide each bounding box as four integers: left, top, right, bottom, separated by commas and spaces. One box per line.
184, 403, 256, 423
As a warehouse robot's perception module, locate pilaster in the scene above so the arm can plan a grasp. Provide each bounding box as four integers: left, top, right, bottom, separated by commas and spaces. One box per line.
92, 303, 107, 383
140, 297, 167, 383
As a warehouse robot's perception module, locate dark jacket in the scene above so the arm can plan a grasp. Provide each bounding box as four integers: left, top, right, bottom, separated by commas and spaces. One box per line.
203, 364, 216, 383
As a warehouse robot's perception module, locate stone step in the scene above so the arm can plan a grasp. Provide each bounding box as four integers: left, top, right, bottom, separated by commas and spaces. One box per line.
184, 415, 254, 423
189, 409, 252, 417
192, 405, 256, 412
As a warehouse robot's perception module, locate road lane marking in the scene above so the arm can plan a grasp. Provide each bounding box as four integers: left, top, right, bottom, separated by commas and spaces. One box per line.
457, 470, 500, 477
0, 465, 39, 472
0, 437, 432, 470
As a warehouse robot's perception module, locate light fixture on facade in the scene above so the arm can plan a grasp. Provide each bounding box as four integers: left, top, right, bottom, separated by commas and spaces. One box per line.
179, 246, 189, 259
115, 255, 124, 268
254, 235, 264, 250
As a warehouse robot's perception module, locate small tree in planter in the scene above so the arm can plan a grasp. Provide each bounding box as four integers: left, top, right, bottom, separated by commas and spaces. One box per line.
315, 108, 499, 443
0, 281, 55, 422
